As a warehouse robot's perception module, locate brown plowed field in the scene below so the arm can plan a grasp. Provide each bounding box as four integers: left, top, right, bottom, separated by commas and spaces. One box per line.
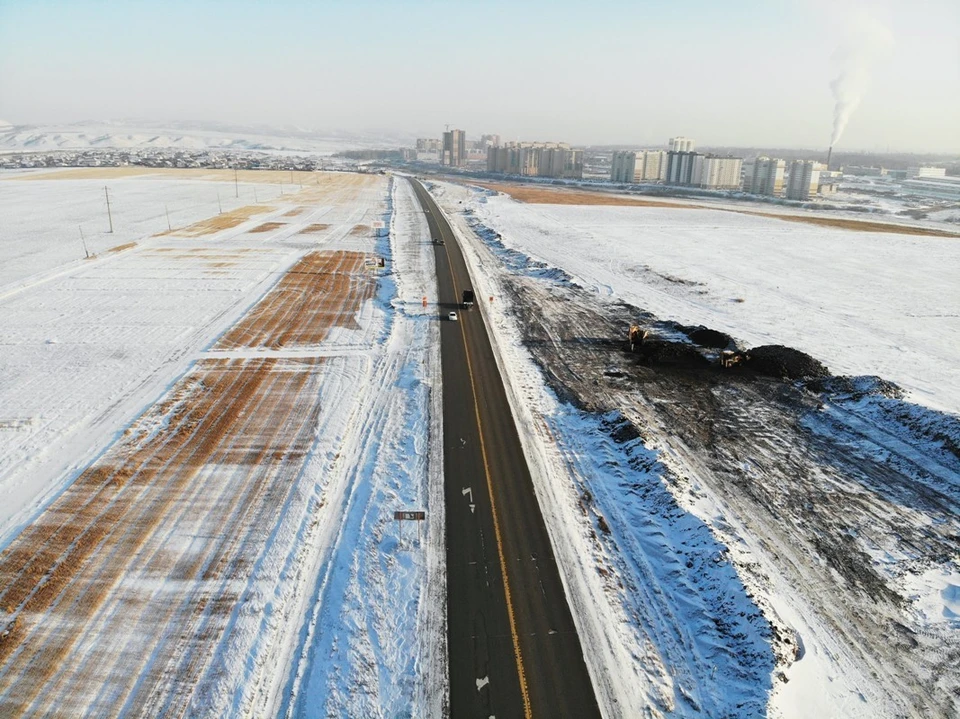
0, 237, 381, 714
473, 182, 700, 208
106, 242, 137, 254
250, 221, 286, 233
0, 356, 328, 715
737, 210, 960, 237
300, 223, 330, 234
473, 181, 959, 238
160, 205, 275, 237
215, 250, 376, 350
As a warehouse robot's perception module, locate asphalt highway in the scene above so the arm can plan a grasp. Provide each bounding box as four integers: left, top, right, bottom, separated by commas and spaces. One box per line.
409, 179, 601, 719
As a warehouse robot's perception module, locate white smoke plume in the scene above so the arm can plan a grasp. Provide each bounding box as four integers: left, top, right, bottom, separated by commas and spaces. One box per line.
829, 10, 894, 147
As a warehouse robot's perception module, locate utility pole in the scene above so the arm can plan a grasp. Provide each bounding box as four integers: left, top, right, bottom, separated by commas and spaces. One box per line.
104, 186, 114, 233
165, 204, 172, 231
79, 226, 90, 259
234, 166, 239, 198
217, 190, 222, 214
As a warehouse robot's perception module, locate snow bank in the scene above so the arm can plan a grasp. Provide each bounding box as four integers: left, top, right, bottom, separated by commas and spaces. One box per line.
273, 177, 446, 718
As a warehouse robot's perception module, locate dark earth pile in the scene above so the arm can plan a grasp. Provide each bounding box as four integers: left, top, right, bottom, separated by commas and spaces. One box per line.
635, 340, 711, 368
806, 375, 905, 401
745, 345, 830, 380
681, 325, 740, 351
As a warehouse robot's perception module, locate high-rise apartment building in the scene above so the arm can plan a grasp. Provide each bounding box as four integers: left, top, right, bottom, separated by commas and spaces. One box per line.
749, 157, 786, 196
669, 136, 696, 153
487, 142, 583, 179
644, 151, 666, 181
442, 129, 466, 167
610, 151, 636, 183
666, 151, 742, 190
611, 150, 667, 183
786, 160, 820, 200
666, 151, 702, 185
479, 134, 501, 149
699, 156, 742, 190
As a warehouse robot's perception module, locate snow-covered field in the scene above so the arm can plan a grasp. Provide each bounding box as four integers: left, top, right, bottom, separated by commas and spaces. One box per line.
428, 179, 960, 718
460, 186, 960, 415
0, 169, 303, 288
2, 163, 955, 717
0, 170, 444, 716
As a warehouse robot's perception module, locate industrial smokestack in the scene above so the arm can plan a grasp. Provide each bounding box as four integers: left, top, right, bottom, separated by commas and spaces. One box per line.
828, 10, 894, 149
826, 146, 833, 171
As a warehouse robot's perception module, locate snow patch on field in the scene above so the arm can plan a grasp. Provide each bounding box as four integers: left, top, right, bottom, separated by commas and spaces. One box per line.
464, 189, 960, 415
0, 174, 292, 289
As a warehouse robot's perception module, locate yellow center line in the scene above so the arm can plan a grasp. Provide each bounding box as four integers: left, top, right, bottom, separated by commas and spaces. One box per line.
430, 190, 533, 718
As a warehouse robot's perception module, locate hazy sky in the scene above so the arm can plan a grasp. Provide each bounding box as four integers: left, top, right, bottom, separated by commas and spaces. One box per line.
1, 0, 958, 151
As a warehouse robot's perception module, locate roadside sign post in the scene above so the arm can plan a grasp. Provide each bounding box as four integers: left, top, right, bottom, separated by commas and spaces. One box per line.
394, 510, 426, 547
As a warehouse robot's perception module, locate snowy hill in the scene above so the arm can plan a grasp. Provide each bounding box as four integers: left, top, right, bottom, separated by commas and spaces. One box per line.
0, 120, 412, 155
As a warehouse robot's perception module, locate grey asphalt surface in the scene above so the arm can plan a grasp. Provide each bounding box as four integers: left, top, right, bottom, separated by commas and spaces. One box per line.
409, 179, 600, 719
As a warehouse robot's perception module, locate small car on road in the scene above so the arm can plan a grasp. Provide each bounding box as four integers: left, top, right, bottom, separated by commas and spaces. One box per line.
448, 312, 458, 321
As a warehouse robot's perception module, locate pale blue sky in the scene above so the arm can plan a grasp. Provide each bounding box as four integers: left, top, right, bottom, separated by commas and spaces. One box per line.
1, 0, 957, 151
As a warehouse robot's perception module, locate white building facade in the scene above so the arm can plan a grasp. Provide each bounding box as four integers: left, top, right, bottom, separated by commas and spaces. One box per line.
749, 156, 786, 196
611, 150, 667, 183
669, 136, 696, 152
786, 160, 821, 200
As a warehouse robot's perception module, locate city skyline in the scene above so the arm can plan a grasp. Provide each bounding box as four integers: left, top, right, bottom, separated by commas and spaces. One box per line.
1, 0, 958, 153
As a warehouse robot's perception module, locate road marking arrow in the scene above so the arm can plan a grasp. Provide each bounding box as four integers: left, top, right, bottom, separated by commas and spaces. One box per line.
462, 487, 475, 514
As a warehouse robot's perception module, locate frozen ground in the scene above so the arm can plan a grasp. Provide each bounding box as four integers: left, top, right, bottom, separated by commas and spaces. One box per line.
428, 180, 960, 718
458, 185, 960, 415
0, 171, 444, 717
0, 169, 375, 543
0, 169, 300, 287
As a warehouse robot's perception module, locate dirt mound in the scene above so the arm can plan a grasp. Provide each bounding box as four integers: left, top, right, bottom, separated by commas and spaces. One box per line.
745, 345, 829, 380
600, 411, 644, 444
636, 340, 711, 368
806, 375, 905, 400
681, 325, 739, 351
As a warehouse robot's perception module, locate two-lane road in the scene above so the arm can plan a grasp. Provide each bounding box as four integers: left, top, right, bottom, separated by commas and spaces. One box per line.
410, 179, 600, 718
